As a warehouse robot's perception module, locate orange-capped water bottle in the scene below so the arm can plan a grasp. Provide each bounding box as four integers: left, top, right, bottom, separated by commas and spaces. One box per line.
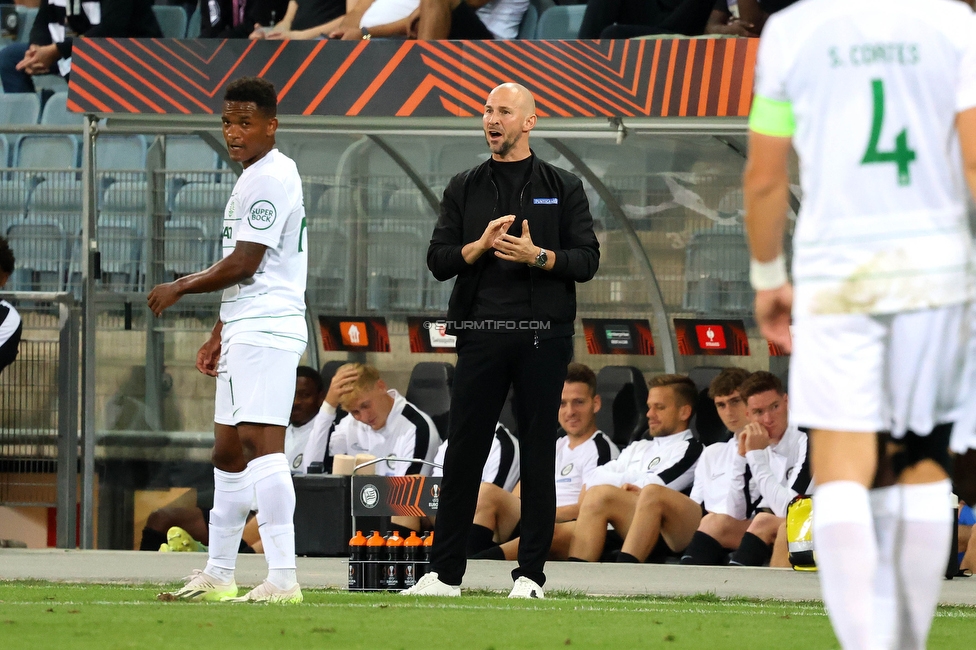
364, 530, 385, 591
403, 531, 423, 588
419, 531, 434, 581
348, 530, 366, 591
384, 531, 405, 590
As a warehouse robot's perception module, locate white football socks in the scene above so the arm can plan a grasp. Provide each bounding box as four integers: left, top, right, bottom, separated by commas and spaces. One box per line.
250, 453, 298, 590
870, 485, 900, 650
205, 467, 254, 584
813, 481, 877, 650
894, 480, 952, 650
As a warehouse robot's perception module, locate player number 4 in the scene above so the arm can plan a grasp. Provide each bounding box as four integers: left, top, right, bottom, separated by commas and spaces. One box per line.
861, 78, 916, 186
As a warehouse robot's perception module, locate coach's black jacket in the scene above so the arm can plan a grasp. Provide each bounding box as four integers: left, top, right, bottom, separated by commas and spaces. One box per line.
427, 152, 600, 338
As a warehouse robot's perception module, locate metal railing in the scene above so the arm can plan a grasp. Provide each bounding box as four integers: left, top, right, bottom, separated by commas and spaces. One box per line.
0, 292, 79, 548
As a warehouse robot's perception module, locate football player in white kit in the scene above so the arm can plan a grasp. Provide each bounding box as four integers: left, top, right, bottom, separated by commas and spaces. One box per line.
743, 2, 976, 647
148, 77, 308, 604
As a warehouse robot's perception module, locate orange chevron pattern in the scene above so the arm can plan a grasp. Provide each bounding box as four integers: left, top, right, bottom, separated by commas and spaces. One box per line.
69, 37, 758, 118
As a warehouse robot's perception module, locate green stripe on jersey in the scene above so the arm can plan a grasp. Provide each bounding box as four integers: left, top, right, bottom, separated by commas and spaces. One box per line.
749, 95, 796, 138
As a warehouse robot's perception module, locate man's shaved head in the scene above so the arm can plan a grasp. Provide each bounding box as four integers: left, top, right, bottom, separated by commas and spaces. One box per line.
484, 83, 537, 161
491, 82, 536, 117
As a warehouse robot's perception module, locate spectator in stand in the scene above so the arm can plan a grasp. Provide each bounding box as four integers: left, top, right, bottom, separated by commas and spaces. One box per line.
248, 0, 347, 39
614, 367, 751, 563
201, 0, 290, 38
0, 0, 162, 93
321, 0, 424, 41
0, 237, 21, 375
468, 363, 618, 561
564, 374, 703, 562
578, 0, 800, 41
413, 0, 527, 40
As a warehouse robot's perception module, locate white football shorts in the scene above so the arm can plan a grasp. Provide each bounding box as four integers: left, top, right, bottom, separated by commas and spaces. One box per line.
214, 343, 300, 427
789, 304, 967, 438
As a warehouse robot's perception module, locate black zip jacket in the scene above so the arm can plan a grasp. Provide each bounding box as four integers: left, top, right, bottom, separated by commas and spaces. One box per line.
427, 153, 600, 337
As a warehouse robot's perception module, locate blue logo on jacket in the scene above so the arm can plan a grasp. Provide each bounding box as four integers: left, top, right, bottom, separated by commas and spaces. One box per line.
533, 198, 558, 205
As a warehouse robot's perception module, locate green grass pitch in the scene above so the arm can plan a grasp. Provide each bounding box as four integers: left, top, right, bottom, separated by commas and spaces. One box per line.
1, 581, 974, 649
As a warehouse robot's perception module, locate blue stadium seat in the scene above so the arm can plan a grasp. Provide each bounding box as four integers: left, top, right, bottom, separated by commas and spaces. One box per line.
185, 3, 201, 38
30, 178, 83, 293
153, 5, 188, 38
5, 220, 66, 291
517, 4, 538, 39
15, 135, 79, 169
0, 93, 40, 125
165, 135, 220, 172
535, 5, 586, 39
163, 218, 211, 280
96, 135, 147, 171
366, 221, 426, 311
171, 181, 232, 269
99, 181, 148, 291
15, 6, 37, 44
683, 226, 751, 314
0, 179, 28, 235
307, 188, 352, 311
40, 91, 83, 126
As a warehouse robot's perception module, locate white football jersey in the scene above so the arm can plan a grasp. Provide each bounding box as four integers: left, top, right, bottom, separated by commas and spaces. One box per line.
432, 423, 520, 492
554, 430, 618, 508
219, 148, 308, 352
754, 0, 976, 316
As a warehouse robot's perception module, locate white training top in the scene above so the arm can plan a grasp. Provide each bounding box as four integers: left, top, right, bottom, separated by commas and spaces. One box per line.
725, 424, 810, 519
0, 299, 21, 348
219, 148, 307, 352
689, 436, 740, 516
754, 0, 976, 316
287, 409, 332, 475
432, 423, 521, 492
585, 430, 702, 493
554, 430, 618, 508
360, 0, 417, 29
476, 0, 528, 40
305, 390, 441, 477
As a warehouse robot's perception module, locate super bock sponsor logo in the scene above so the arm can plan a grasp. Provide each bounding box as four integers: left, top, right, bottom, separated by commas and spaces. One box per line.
360, 484, 380, 509
247, 200, 277, 230
647, 457, 661, 471
560, 463, 574, 477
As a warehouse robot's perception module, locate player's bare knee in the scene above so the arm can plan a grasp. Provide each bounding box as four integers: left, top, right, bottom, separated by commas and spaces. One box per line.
636, 484, 666, 511
584, 484, 619, 510
748, 513, 782, 544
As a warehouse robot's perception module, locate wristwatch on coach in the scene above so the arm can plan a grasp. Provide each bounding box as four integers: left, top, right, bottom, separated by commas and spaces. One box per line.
361, 26, 371, 39
532, 248, 548, 268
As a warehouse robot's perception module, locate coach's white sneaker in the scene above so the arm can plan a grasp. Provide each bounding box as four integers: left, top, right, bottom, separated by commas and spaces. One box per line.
225, 580, 303, 603
399, 572, 460, 597
508, 576, 544, 599
158, 569, 237, 602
